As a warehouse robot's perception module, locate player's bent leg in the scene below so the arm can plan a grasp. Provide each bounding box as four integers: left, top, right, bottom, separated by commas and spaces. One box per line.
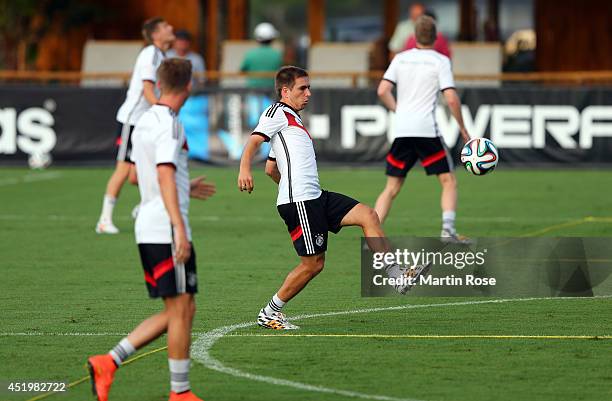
277, 253, 325, 302
374, 176, 405, 224
257, 254, 325, 330
87, 311, 168, 401
340, 203, 392, 253
126, 310, 169, 349
341, 203, 431, 294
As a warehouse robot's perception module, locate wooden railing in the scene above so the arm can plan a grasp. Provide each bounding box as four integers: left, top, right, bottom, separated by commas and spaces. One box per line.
1, 70, 611, 86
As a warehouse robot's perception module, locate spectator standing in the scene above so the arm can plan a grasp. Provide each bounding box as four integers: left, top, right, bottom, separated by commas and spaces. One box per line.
403, 10, 452, 59
167, 29, 206, 85
240, 23, 283, 89
388, 2, 425, 59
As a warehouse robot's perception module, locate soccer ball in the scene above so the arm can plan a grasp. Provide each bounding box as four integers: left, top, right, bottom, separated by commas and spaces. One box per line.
28, 152, 52, 170
460, 138, 498, 175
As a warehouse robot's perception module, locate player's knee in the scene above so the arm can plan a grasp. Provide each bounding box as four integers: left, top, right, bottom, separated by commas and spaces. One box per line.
303, 255, 325, 276
167, 295, 195, 320
385, 181, 403, 198
365, 206, 381, 227
439, 173, 456, 188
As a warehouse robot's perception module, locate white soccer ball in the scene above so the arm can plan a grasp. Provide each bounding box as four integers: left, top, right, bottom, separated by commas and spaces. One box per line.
460, 138, 498, 176
28, 152, 52, 170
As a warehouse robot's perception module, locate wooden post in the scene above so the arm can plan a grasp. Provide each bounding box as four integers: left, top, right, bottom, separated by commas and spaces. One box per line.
227, 0, 247, 40
204, 0, 219, 73
484, 0, 499, 41
459, 0, 476, 41
383, 0, 399, 41
308, 0, 324, 44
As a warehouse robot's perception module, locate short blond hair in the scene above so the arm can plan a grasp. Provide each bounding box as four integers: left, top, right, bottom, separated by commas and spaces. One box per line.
415, 15, 437, 46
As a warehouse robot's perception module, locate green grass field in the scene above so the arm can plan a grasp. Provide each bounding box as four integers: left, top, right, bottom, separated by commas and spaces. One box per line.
1, 166, 611, 401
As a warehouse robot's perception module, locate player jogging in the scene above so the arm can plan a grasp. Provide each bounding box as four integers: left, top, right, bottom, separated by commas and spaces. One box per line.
374, 15, 471, 243
87, 59, 215, 401
95, 17, 175, 234
238, 66, 428, 330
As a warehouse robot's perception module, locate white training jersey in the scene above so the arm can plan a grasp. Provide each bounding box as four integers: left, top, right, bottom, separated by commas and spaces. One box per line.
131, 104, 191, 244
116, 45, 165, 125
254, 102, 322, 206
383, 48, 455, 138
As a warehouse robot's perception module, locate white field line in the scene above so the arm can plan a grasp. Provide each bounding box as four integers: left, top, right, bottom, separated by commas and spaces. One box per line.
0, 172, 62, 186
190, 296, 611, 401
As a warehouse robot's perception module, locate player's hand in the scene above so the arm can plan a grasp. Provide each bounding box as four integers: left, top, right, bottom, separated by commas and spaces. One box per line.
190, 176, 216, 200
238, 170, 254, 193
173, 226, 191, 264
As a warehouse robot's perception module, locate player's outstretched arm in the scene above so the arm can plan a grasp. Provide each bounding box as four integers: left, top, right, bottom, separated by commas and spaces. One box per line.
442, 88, 470, 143
189, 176, 216, 200
238, 134, 266, 193
158, 164, 191, 263
265, 159, 280, 184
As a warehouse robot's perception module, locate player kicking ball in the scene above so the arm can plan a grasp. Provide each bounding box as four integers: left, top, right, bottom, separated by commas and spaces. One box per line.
87, 59, 215, 401
238, 66, 429, 330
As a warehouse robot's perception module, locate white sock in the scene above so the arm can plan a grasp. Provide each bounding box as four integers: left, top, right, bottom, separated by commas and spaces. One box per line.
442, 210, 456, 233
169, 358, 191, 393
109, 337, 135, 366
263, 293, 285, 315
100, 195, 116, 223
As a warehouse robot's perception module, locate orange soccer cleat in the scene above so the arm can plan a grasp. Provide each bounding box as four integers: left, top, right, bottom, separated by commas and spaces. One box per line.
87, 354, 117, 401
169, 390, 205, 401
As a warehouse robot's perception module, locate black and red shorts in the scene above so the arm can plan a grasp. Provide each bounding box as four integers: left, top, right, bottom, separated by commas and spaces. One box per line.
277, 190, 359, 257
138, 243, 198, 298
386, 137, 453, 177
115, 122, 135, 163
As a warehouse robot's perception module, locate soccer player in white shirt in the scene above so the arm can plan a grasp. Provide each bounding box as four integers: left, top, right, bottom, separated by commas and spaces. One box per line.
238, 66, 429, 330
95, 17, 175, 234
374, 15, 472, 244
87, 59, 215, 401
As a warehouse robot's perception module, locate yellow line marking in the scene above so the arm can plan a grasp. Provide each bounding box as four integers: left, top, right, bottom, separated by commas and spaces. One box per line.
226, 334, 612, 340
520, 217, 588, 237
25, 346, 167, 401
584, 216, 612, 223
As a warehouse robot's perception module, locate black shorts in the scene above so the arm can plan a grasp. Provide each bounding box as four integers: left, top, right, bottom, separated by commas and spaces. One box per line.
386, 137, 453, 177
115, 122, 135, 163
277, 190, 359, 257
138, 243, 198, 298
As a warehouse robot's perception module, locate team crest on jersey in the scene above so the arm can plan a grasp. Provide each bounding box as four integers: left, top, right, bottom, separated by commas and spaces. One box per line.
315, 233, 325, 247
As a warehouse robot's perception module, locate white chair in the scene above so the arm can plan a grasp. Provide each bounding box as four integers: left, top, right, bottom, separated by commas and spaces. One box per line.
81, 40, 144, 87
308, 42, 372, 88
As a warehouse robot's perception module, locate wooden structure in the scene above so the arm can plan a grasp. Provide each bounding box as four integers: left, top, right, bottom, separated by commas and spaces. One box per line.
23, 0, 612, 72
